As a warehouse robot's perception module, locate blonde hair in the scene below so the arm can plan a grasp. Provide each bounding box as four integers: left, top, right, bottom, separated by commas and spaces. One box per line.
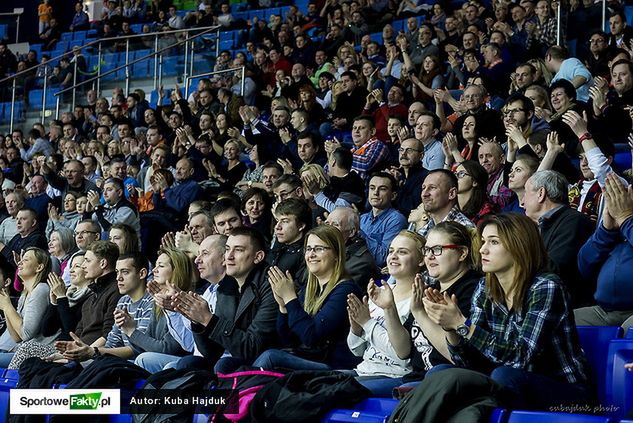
300, 164, 329, 190
157, 247, 195, 292
303, 225, 349, 316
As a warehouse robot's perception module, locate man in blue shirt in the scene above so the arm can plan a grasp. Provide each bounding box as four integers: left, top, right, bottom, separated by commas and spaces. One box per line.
360, 172, 407, 267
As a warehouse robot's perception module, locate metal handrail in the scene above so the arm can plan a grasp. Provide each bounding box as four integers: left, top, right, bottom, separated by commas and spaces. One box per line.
0, 9, 23, 42
184, 66, 246, 97
52, 25, 221, 117
0, 23, 222, 85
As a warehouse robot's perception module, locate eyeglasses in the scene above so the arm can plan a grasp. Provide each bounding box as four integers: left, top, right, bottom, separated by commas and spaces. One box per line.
74, 230, 99, 237
423, 244, 463, 257
398, 147, 421, 154
455, 170, 470, 179
502, 108, 525, 117
305, 246, 332, 254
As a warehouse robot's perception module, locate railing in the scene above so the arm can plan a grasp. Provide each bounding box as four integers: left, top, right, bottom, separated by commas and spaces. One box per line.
52, 25, 222, 120
183, 66, 246, 99
0, 9, 23, 42
0, 24, 222, 130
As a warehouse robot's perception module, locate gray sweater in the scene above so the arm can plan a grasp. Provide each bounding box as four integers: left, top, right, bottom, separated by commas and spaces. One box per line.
128, 308, 186, 356
0, 283, 59, 352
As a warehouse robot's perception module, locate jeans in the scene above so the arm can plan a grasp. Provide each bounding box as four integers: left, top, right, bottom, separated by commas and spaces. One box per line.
214, 357, 248, 374
252, 349, 332, 371
0, 352, 14, 368
355, 376, 404, 398
134, 352, 181, 373
490, 366, 595, 410
174, 355, 214, 371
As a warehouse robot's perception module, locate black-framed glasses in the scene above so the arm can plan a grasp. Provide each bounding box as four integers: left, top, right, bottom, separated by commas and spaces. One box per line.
423, 244, 463, 257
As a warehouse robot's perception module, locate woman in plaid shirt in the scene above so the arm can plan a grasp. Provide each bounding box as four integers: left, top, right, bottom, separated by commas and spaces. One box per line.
423, 213, 593, 410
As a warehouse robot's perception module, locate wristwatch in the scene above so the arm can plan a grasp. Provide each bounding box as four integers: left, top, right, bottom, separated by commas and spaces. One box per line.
455, 318, 472, 337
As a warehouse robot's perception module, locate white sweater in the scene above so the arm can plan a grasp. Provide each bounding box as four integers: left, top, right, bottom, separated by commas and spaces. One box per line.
347, 296, 412, 377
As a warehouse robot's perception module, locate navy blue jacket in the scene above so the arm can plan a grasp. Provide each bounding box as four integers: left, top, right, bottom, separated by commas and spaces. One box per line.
578, 217, 633, 310
278, 279, 363, 369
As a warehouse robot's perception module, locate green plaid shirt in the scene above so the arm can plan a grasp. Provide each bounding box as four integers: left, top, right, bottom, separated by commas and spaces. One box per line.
449, 274, 589, 384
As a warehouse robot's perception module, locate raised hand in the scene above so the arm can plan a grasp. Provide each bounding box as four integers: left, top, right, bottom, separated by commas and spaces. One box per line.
603, 173, 633, 227
267, 266, 297, 305
422, 291, 465, 331
114, 306, 136, 336
47, 272, 67, 303
545, 131, 564, 156
173, 291, 213, 325
347, 293, 371, 326
367, 279, 395, 310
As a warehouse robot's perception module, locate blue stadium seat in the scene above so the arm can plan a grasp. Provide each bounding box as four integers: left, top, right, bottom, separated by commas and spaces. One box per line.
321, 398, 398, 422
87, 29, 98, 38
161, 56, 180, 77
507, 411, 610, 422
577, 326, 623, 403
627, 328, 633, 339
626, 6, 633, 25
369, 32, 382, 44
489, 408, 509, 423
613, 151, 631, 173
606, 339, 633, 420
61, 33, 74, 42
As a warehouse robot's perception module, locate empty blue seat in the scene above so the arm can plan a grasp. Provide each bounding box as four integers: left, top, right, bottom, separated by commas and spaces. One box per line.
606, 339, 633, 420
577, 325, 623, 403
627, 328, 633, 339
4, 369, 19, 380
61, 33, 74, 42
507, 411, 610, 422
489, 408, 509, 423
322, 398, 398, 423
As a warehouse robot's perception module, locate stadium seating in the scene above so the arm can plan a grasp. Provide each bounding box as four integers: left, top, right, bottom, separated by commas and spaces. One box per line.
322, 398, 399, 423
606, 339, 633, 420
506, 411, 610, 422
577, 326, 623, 404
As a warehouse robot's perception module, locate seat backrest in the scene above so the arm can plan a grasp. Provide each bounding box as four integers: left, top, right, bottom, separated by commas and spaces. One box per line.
508, 410, 610, 423
577, 325, 623, 403
606, 339, 633, 420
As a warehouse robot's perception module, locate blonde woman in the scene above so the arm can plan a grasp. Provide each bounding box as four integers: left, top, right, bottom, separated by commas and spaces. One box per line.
346, 230, 426, 396
0, 248, 54, 366
253, 225, 363, 370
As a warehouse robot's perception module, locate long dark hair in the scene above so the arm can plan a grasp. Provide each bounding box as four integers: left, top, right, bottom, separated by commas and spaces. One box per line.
458, 160, 489, 219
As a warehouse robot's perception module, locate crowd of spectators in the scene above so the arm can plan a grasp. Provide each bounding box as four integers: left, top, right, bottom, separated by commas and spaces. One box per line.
0, 0, 632, 417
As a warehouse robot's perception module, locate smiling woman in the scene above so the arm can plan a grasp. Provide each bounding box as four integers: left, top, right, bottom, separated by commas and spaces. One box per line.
252, 224, 362, 372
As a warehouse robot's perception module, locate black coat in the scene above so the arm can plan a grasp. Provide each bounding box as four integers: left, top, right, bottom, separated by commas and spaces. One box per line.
192, 266, 279, 365
540, 205, 594, 307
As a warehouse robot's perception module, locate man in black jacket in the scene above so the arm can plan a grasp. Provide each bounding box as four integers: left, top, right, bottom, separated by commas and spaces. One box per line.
522, 170, 594, 307
192, 227, 278, 373
325, 207, 380, 292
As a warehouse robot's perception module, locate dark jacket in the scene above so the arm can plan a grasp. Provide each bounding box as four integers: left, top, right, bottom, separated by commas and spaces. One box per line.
154, 178, 201, 216
540, 205, 594, 307
74, 272, 122, 345
395, 163, 428, 217
1, 230, 48, 273
267, 238, 307, 287
192, 265, 279, 365
345, 235, 381, 292
44, 172, 99, 199
278, 280, 363, 369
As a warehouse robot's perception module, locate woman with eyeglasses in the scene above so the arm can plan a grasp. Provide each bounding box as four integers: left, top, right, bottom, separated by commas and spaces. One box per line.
345, 230, 425, 396
372, 222, 480, 389
455, 161, 497, 225
423, 214, 591, 409
252, 225, 362, 371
